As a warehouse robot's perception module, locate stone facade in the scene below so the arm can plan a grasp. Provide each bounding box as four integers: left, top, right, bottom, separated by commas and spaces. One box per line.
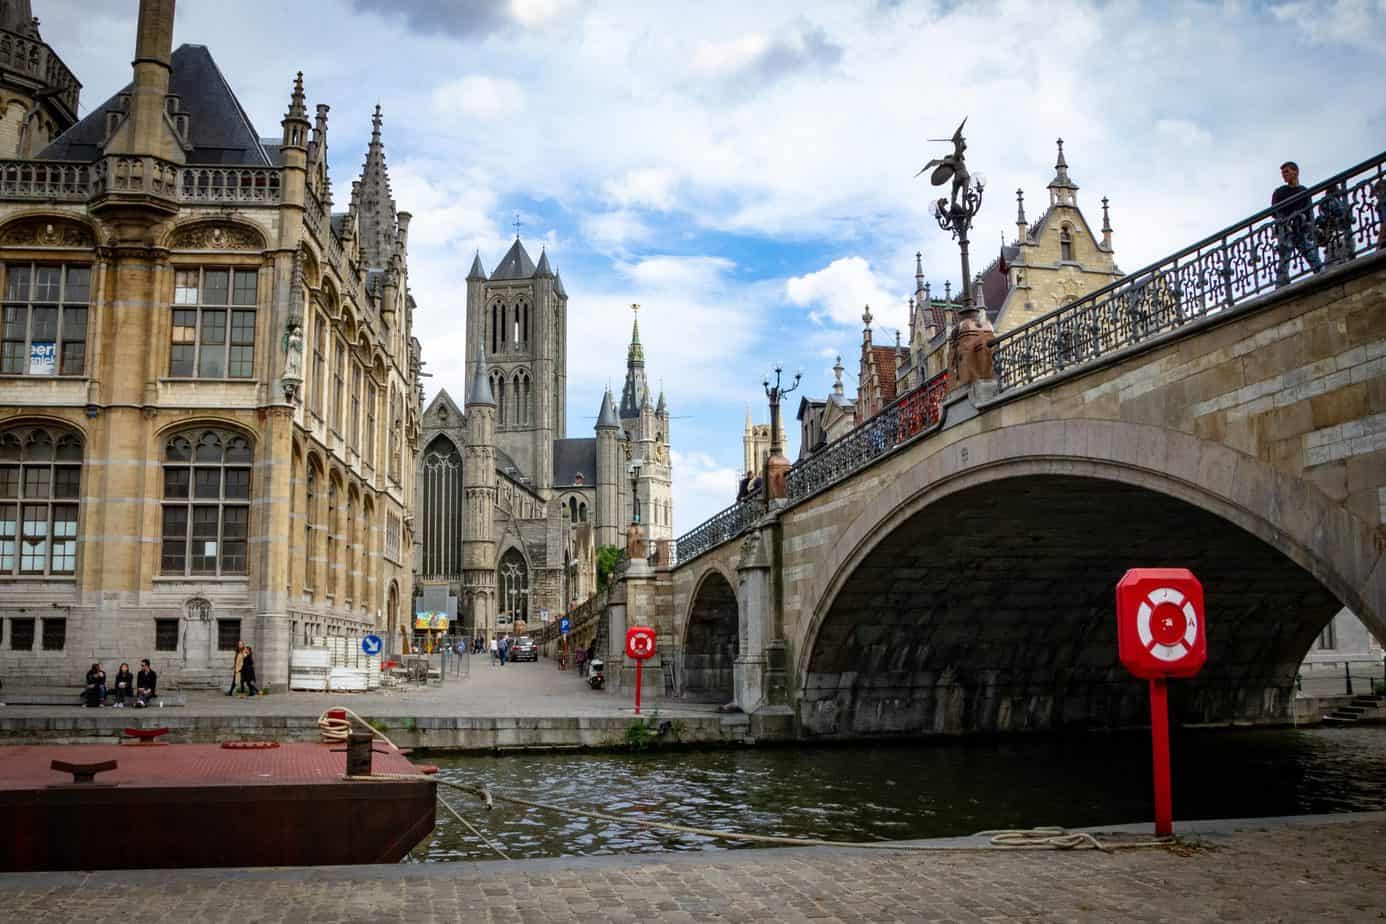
673, 254, 1386, 737
0, 1, 421, 688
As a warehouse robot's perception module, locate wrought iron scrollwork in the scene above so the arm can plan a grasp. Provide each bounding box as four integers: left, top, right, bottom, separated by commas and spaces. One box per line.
674, 496, 757, 564
993, 149, 1386, 393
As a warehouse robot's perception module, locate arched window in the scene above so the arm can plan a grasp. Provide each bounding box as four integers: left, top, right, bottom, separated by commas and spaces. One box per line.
161, 428, 252, 576
1060, 224, 1074, 263
498, 548, 529, 625
361, 496, 375, 614
512, 369, 531, 426
491, 370, 506, 428
422, 436, 463, 578
326, 476, 340, 599
305, 460, 319, 590
311, 312, 327, 416
579, 501, 587, 523
489, 300, 501, 354
0, 424, 82, 575
567, 496, 578, 523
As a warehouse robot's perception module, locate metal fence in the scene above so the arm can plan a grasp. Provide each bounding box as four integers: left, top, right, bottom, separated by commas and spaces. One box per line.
992, 151, 1386, 393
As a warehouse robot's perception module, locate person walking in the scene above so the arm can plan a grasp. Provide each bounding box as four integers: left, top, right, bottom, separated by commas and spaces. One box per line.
1273, 161, 1323, 284
227, 640, 246, 696
239, 646, 259, 696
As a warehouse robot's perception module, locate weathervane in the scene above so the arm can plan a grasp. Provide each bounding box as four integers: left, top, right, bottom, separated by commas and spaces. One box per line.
513, 211, 522, 239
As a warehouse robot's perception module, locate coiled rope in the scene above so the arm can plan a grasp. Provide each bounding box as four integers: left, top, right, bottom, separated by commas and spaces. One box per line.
317, 706, 401, 750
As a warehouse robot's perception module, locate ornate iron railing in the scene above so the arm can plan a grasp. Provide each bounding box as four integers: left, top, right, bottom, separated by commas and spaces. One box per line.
675, 494, 759, 564
993, 150, 1386, 393
787, 369, 949, 503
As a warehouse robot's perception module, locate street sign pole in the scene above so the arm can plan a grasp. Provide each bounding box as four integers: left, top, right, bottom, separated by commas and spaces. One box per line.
1150, 677, 1172, 837
634, 658, 643, 715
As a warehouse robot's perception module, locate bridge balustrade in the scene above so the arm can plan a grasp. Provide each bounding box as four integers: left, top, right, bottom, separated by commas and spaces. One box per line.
993, 150, 1386, 392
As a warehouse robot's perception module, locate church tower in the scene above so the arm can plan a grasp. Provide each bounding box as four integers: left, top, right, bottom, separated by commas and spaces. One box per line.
462, 347, 498, 638
464, 238, 566, 493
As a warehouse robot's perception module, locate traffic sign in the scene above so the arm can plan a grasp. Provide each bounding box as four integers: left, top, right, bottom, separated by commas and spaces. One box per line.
560, 616, 571, 634
541, 608, 550, 623
361, 634, 382, 657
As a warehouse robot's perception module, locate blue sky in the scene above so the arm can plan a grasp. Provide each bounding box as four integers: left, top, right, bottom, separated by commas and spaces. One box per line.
45, 0, 1386, 532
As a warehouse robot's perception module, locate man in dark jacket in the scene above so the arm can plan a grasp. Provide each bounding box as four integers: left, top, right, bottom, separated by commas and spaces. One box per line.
1273, 161, 1323, 284
135, 659, 157, 707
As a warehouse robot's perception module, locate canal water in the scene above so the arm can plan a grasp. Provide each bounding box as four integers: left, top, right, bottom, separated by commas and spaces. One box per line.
409, 726, 1386, 862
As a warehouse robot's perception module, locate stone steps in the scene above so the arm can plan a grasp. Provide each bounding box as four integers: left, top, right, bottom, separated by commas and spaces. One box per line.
1323, 694, 1384, 724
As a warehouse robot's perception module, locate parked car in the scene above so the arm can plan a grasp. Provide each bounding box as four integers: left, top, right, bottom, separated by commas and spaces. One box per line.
510, 636, 538, 662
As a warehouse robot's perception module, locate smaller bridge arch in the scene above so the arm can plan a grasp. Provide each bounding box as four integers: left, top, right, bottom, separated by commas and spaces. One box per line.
681, 566, 740, 703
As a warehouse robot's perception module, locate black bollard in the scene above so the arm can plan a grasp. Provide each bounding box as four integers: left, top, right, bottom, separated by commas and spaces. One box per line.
346, 731, 374, 777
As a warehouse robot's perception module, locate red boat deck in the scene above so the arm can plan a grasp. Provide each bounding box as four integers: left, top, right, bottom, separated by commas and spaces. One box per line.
1, 742, 437, 872
0, 741, 423, 788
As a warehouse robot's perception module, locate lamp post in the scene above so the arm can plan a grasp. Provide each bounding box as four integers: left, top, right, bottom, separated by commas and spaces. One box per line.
922, 119, 986, 307
628, 458, 642, 526
761, 364, 801, 501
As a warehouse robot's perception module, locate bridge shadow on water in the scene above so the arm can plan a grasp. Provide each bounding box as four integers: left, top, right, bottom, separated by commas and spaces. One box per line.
801, 473, 1344, 736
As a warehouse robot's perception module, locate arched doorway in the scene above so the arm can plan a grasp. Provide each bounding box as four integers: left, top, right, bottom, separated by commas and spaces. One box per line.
684, 570, 739, 703
497, 548, 529, 632
387, 581, 399, 645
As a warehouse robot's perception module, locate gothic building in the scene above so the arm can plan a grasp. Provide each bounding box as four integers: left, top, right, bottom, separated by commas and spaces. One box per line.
0, 0, 78, 158
799, 141, 1121, 453
0, 0, 422, 687
417, 258, 673, 640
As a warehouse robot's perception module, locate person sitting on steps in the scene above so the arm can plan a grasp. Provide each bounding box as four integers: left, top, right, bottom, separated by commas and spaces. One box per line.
135, 658, 158, 708
111, 662, 135, 708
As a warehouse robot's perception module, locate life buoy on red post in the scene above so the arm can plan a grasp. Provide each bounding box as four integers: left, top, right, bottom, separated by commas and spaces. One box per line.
625, 626, 656, 715
1116, 567, 1208, 839
1117, 569, 1206, 679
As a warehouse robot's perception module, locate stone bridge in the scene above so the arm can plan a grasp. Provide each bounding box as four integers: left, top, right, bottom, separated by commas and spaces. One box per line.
657, 152, 1386, 739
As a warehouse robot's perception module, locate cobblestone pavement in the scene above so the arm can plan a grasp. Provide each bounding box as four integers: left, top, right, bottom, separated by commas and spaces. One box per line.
4, 816, 1384, 923
0, 653, 713, 720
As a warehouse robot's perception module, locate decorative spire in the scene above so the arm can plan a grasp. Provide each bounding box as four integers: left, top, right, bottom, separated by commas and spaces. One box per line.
619, 304, 649, 419
973, 273, 987, 310
1016, 188, 1027, 226
596, 387, 620, 430
1101, 195, 1112, 232
862, 305, 872, 329
467, 346, 495, 408
466, 251, 488, 281
914, 251, 925, 299
534, 248, 554, 278
628, 303, 643, 364
285, 71, 307, 121
832, 355, 844, 396
943, 280, 952, 302
656, 384, 667, 417
356, 104, 398, 269
1049, 138, 1078, 200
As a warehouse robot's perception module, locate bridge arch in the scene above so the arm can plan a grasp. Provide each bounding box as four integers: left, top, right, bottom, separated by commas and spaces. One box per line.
681, 565, 740, 703
797, 419, 1382, 737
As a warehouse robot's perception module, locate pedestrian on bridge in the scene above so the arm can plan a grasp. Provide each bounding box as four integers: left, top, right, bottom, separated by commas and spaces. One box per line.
1273, 160, 1323, 284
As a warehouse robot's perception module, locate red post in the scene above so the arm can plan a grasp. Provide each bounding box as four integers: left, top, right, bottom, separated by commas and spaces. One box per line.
1149, 677, 1172, 837
634, 659, 643, 715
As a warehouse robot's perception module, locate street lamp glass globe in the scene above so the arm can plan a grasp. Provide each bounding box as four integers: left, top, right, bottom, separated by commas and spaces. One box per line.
973, 172, 987, 189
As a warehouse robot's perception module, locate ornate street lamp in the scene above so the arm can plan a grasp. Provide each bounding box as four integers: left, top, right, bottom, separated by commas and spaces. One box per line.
762, 363, 802, 459
921, 118, 986, 307
627, 458, 642, 525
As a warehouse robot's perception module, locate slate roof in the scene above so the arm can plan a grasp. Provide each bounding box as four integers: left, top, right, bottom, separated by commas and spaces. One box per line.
553, 273, 567, 297
490, 239, 537, 280
467, 253, 488, 281
467, 347, 495, 407
41, 44, 272, 166
534, 249, 554, 277
595, 389, 620, 429
553, 438, 597, 487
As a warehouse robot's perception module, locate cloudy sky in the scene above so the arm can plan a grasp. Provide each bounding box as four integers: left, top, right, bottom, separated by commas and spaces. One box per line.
44, 0, 1386, 532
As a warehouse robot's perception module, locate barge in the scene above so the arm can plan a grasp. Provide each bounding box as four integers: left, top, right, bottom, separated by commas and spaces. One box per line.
0, 738, 436, 871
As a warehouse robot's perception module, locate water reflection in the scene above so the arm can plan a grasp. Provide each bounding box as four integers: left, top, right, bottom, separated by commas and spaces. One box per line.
410, 726, 1386, 862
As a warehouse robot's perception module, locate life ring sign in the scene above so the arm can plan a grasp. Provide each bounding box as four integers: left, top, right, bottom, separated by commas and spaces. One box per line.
625, 625, 656, 661
1117, 568, 1207, 679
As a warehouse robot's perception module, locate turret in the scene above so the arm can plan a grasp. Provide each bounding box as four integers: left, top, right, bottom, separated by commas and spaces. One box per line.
1101, 196, 1113, 251
1048, 138, 1078, 207
103, 0, 185, 164
594, 388, 621, 548
462, 347, 498, 638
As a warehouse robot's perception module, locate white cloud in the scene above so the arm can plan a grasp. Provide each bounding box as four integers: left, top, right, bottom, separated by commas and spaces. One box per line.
509, 0, 578, 27
670, 449, 740, 534
580, 210, 653, 253
1154, 118, 1213, 147
602, 167, 679, 211
432, 76, 526, 120
785, 256, 904, 331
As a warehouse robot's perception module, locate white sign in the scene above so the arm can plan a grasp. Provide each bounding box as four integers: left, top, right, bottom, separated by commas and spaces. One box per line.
540, 608, 550, 623
29, 341, 55, 375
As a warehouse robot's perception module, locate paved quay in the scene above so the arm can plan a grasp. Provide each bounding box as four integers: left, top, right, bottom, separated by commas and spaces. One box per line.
0, 658, 738, 750
4, 814, 1385, 923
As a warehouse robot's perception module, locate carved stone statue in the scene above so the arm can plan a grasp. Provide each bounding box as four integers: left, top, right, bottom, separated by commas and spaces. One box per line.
950, 308, 995, 386
625, 521, 647, 561
283, 323, 304, 380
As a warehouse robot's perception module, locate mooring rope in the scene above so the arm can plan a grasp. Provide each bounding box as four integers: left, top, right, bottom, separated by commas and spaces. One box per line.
317, 706, 402, 750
